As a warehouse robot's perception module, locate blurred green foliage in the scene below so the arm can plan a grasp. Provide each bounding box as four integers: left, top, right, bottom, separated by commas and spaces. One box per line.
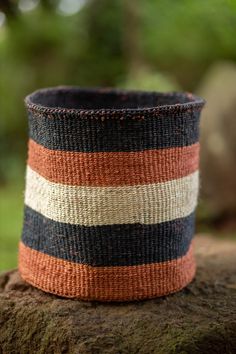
0, 184, 23, 270
0, 0, 236, 270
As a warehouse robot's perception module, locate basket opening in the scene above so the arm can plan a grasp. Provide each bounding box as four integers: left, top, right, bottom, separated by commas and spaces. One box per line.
27, 87, 200, 111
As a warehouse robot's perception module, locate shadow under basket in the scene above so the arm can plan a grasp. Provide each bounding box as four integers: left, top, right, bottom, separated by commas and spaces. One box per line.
18, 87, 205, 301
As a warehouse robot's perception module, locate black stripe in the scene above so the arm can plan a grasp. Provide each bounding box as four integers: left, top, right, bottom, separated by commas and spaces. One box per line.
28, 110, 200, 152
22, 206, 195, 267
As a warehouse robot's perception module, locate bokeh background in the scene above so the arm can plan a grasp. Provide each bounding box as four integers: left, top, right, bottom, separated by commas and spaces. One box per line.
1, 0, 236, 271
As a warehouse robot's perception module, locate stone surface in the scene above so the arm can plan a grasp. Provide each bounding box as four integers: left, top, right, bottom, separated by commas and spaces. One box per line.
198, 61, 236, 215
0, 235, 236, 354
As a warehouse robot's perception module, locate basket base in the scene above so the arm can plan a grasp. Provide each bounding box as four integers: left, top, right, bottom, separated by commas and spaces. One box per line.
18, 241, 196, 302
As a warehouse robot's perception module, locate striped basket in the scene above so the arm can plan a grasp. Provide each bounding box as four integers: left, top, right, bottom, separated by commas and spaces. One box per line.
18, 87, 205, 302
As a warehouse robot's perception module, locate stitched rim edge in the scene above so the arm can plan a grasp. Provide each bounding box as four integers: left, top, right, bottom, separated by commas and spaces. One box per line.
25, 86, 205, 119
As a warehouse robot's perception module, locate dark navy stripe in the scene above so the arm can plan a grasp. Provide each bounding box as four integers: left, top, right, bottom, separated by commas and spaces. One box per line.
28, 110, 200, 152
22, 206, 195, 267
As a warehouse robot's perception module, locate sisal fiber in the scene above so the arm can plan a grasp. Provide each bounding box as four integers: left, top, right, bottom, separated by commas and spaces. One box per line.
18, 87, 205, 301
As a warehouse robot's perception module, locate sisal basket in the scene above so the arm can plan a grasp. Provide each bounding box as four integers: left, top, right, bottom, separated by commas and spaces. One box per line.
18, 87, 205, 301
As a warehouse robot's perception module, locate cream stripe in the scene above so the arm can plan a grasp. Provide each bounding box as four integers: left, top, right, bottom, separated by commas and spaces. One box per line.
25, 166, 199, 226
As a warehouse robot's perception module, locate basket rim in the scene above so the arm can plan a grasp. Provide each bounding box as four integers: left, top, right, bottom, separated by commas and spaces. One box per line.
25, 86, 205, 118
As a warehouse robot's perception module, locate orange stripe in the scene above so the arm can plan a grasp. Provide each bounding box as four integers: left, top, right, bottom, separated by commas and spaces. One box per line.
19, 242, 196, 301
27, 139, 199, 186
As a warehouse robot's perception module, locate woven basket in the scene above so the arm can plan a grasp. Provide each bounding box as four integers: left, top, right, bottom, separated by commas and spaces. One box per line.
18, 87, 205, 302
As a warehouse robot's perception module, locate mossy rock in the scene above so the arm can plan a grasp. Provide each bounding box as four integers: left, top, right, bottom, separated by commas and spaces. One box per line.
0, 235, 236, 354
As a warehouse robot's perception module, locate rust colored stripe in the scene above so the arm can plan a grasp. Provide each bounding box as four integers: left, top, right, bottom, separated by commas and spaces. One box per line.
27, 139, 199, 186
19, 242, 196, 302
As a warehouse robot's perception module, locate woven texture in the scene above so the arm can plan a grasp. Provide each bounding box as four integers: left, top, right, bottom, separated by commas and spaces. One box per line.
18, 87, 205, 302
